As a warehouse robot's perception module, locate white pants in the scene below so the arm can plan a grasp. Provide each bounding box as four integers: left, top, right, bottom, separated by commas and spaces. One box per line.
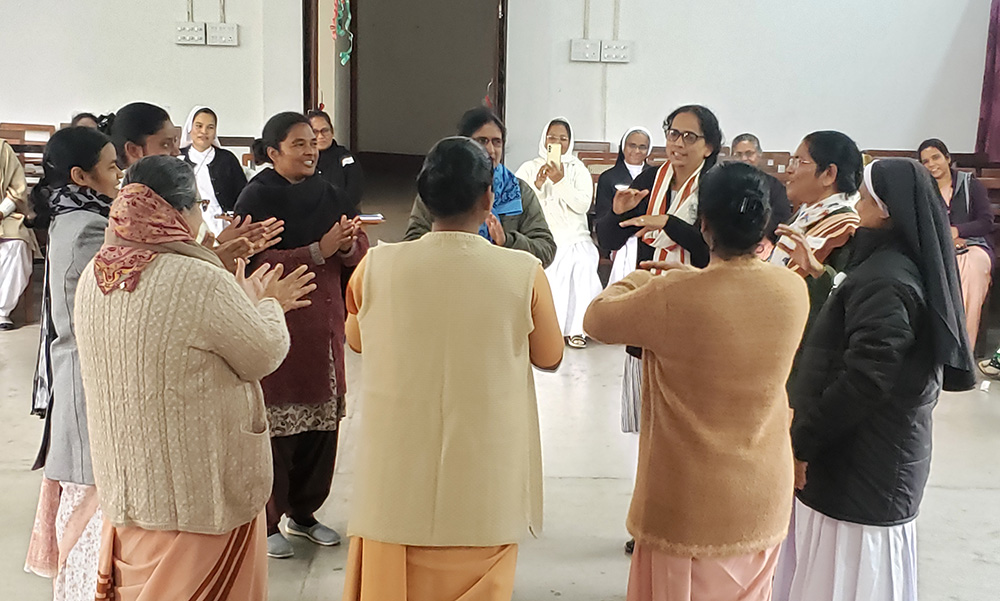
545, 239, 603, 338
773, 499, 918, 601
0, 238, 31, 319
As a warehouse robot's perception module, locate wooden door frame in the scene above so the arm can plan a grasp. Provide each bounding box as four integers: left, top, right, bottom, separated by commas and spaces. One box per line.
345, 0, 508, 153
303, 0, 319, 111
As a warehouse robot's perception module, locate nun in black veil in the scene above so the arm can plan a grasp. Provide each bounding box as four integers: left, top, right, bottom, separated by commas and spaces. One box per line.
777, 158, 975, 601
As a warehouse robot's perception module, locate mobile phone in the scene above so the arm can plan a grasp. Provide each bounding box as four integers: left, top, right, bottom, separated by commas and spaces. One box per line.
357, 213, 385, 225
546, 143, 562, 168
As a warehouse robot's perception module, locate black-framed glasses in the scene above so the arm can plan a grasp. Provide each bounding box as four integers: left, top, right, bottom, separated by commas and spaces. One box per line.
665, 129, 705, 145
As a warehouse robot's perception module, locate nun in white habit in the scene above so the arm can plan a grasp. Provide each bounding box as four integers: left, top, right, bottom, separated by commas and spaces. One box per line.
516, 117, 602, 348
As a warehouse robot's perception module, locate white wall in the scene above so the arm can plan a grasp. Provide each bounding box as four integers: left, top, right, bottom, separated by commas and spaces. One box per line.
355, 0, 497, 155
0, 0, 302, 138
505, 0, 992, 167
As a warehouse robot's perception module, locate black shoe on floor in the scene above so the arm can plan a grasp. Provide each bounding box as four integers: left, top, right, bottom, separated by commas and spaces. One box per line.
624, 538, 635, 555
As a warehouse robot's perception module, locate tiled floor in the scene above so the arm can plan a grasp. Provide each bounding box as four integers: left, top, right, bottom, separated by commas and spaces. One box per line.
2, 171, 1000, 599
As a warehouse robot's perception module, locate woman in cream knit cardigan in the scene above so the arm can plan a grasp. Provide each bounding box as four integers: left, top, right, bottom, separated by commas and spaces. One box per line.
585, 162, 809, 601
74, 156, 315, 600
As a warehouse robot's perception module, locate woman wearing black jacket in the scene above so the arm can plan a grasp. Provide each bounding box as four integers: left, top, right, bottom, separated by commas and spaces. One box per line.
179, 106, 248, 237
780, 159, 975, 601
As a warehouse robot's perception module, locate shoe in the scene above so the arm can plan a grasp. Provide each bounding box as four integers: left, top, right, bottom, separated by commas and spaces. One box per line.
568, 335, 587, 349
978, 357, 1000, 379
624, 538, 635, 555
267, 532, 294, 558
286, 519, 342, 546
0, 317, 14, 331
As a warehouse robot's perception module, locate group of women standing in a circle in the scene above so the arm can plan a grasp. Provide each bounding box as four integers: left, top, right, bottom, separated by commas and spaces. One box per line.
19, 95, 976, 601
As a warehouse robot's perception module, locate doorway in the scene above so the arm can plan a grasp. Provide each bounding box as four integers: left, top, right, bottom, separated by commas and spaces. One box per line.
347, 0, 508, 159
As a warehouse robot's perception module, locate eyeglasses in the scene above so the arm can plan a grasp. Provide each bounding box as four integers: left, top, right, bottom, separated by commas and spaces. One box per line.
625, 143, 650, 152
313, 127, 333, 136
788, 156, 815, 170
545, 135, 570, 144
474, 136, 504, 149
665, 129, 705, 145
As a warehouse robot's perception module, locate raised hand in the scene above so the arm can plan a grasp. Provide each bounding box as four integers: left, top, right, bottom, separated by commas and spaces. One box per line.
218, 215, 285, 254
638, 260, 696, 273
620, 214, 669, 238
319, 215, 359, 258
775, 225, 824, 278
534, 164, 550, 190
613, 188, 650, 215
263, 264, 317, 312
547, 161, 565, 184
214, 237, 255, 273
486, 213, 506, 246
235, 259, 269, 303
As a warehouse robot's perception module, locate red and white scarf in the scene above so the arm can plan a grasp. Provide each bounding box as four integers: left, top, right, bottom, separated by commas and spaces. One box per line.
641, 160, 704, 265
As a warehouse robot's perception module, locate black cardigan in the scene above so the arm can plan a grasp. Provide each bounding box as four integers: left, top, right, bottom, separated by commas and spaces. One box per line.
316, 141, 364, 210
791, 229, 938, 526
594, 166, 710, 359
594, 166, 710, 269
180, 146, 248, 212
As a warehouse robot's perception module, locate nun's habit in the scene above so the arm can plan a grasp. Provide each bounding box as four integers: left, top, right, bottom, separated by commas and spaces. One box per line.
594, 127, 654, 285
775, 159, 975, 601
178, 106, 247, 237
515, 118, 602, 342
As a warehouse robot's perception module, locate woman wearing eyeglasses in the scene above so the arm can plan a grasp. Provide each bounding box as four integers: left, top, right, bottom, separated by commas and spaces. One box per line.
595, 127, 654, 287
515, 117, 602, 348
597, 105, 721, 275
307, 110, 364, 211
593, 105, 720, 554
404, 107, 556, 268
768, 131, 863, 336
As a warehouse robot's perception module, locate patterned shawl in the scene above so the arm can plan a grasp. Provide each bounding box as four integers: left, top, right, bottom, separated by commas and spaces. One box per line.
93, 183, 223, 294
478, 164, 524, 241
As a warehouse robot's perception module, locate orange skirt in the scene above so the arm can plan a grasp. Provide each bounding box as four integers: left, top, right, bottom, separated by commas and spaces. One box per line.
342, 537, 518, 601
95, 514, 267, 601
627, 543, 780, 601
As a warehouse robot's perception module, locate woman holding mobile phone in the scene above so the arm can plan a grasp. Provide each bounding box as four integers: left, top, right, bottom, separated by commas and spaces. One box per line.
515, 117, 602, 349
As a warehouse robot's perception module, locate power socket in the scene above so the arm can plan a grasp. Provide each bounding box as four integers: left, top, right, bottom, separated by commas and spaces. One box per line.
175, 22, 206, 45
601, 41, 633, 63
570, 39, 602, 63
206, 23, 239, 46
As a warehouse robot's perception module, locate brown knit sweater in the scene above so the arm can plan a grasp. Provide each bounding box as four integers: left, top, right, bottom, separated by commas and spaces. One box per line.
584, 258, 808, 557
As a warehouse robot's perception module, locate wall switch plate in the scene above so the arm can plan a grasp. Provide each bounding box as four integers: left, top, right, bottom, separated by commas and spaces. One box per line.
570, 39, 602, 62
207, 23, 240, 46
601, 40, 633, 63
175, 22, 206, 45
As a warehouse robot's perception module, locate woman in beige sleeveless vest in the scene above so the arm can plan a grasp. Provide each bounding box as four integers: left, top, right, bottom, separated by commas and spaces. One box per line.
342, 137, 564, 601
